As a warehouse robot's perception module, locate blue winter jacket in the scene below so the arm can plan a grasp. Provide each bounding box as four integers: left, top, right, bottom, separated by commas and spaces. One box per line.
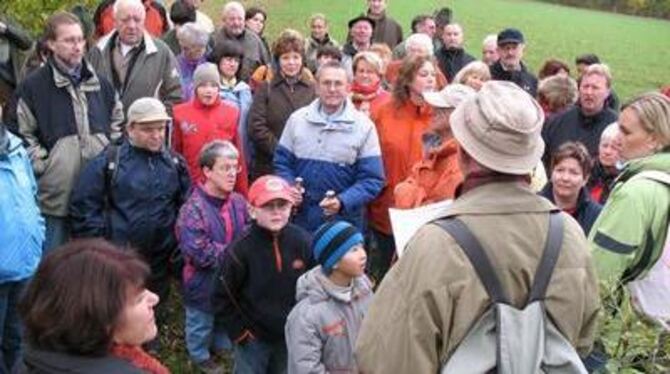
0, 133, 44, 282
274, 99, 385, 232
70, 140, 191, 269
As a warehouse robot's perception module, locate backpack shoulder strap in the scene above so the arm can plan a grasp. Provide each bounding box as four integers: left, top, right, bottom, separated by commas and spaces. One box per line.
433, 218, 509, 304
527, 211, 564, 303
103, 143, 120, 194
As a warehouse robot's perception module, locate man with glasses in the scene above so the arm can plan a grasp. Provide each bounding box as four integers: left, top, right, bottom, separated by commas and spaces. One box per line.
89, 0, 182, 116
70, 97, 191, 350
274, 61, 385, 232
15, 11, 123, 252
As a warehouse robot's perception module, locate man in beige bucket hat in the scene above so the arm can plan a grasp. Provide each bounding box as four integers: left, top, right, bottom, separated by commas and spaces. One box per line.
357, 81, 600, 373
70, 97, 191, 351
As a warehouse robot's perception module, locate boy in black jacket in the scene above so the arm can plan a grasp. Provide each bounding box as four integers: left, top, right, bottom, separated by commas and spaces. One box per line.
213, 175, 313, 373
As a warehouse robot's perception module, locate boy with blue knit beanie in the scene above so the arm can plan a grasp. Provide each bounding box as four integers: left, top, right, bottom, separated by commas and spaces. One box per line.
285, 221, 374, 373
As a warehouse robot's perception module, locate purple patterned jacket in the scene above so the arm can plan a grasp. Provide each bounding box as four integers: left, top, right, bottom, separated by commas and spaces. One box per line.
176, 185, 249, 312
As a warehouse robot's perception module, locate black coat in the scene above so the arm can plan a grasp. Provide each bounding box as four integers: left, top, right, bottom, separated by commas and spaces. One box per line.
436, 47, 476, 81
17, 347, 143, 374
540, 184, 602, 235
541, 105, 618, 169
489, 60, 538, 97
213, 222, 314, 343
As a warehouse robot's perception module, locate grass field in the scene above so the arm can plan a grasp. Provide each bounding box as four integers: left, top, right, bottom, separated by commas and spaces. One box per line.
201, 0, 670, 101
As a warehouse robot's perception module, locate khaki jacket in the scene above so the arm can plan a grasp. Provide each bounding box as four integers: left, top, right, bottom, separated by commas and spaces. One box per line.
356, 181, 600, 373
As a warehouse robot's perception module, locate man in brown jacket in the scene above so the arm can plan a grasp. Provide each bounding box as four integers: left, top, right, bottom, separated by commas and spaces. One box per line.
366, 0, 403, 48
355, 81, 600, 373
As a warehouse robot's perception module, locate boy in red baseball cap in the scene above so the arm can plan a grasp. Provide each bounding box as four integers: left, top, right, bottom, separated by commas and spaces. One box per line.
212, 175, 314, 373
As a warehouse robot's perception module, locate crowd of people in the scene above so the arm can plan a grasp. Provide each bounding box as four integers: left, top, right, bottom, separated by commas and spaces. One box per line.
1, 0, 669, 373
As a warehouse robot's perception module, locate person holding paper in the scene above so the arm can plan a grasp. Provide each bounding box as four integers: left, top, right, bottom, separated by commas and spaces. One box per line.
394, 84, 474, 208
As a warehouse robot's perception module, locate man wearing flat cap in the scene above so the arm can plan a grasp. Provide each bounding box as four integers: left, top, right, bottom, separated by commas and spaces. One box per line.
489, 28, 538, 96
356, 81, 599, 373
70, 97, 191, 346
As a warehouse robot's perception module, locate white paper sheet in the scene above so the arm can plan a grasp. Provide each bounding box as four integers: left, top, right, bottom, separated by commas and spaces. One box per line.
389, 199, 453, 257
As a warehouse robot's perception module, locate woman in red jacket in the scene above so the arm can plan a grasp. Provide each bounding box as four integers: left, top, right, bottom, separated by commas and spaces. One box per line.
368, 55, 437, 280
173, 62, 249, 195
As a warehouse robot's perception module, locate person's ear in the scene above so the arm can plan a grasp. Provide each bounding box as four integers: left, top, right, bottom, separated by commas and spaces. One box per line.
247, 204, 257, 220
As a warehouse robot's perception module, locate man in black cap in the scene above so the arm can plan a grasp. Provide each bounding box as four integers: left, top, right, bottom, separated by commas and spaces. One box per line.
342, 15, 375, 75
489, 28, 538, 97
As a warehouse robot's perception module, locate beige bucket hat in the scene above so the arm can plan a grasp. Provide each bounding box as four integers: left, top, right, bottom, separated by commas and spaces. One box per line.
450, 80, 545, 175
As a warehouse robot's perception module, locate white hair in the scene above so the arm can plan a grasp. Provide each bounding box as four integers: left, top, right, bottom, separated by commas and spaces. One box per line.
113, 0, 145, 18
601, 122, 619, 142
483, 34, 497, 47
444, 23, 463, 33
405, 33, 434, 56
222, 1, 245, 17
176, 22, 209, 47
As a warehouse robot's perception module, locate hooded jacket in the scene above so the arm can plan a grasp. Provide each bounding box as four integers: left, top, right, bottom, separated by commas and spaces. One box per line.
285, 266, 373, 374
435, 47, 476, 81
0, 131, 44, 283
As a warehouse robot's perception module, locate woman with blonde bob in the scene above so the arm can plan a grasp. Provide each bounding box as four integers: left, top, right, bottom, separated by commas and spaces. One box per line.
589, 92, 670, 367
452, 60, 491, 91
350, 51, 390, 116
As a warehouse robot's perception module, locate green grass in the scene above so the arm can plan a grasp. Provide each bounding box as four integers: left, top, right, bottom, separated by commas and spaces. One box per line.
202, 0, 670, 101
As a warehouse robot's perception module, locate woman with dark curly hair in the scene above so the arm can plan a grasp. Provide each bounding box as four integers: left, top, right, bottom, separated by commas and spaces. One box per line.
18, 239, 166, 373
368, 55, 437, 280
247, 29, 315, 180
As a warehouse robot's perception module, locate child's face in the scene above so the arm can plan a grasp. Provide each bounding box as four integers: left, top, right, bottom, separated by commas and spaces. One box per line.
251, 198, 292, 232
196, 82, 219, 106
334, 244, 367, 277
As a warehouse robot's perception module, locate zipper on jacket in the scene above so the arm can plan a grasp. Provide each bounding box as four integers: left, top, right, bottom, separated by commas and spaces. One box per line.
272, 234, 283, 272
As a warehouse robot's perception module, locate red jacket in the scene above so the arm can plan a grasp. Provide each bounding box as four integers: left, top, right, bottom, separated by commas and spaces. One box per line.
394, 137, 462, 208
173, 97, 249, 195
368, 99, 432, 234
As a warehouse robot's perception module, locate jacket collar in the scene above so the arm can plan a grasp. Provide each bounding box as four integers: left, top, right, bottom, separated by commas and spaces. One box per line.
96, 30, 158, 55
447, 180, 557, 216
49, 58, 100, 91
539, 183, 592, 212
304, 98, 358, 128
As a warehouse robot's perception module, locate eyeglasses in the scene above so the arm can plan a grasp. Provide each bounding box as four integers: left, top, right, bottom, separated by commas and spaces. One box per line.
214, 164, 242, 175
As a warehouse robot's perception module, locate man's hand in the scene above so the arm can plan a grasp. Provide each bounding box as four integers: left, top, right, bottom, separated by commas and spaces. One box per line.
289, 186, 304, 206
319, 196, 341, 216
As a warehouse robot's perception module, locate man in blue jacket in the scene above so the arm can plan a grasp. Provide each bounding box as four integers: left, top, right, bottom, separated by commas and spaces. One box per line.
274, 61, 385, 232
69, 97, 191, 347
0, 113, 44, 372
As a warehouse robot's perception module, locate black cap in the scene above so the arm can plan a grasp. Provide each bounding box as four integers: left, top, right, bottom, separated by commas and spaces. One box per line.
497, 28, 524, 45
348, 15, 376, 30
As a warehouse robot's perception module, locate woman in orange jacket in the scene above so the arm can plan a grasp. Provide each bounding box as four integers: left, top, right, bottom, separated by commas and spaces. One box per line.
367, 55, 438, 280
394, 84, 475, 209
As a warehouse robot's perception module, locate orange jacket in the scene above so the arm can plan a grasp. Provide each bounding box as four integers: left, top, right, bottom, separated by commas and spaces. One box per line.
368, 99, 432, 234
394, 138, 462, 209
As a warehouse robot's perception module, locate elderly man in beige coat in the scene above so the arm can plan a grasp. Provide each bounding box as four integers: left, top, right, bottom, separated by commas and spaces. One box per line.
355, 81, 600, 373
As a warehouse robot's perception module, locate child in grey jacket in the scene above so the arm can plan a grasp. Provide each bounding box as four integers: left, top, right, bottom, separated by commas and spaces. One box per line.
285, 221, 373, 374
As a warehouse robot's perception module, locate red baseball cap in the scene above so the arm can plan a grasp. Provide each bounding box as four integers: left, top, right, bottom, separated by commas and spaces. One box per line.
248, 175, 294, 207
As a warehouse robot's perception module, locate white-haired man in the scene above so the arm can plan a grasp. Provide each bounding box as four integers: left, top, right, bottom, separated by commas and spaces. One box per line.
213, 1, 269, 82
436, 23, 475, 81
89, 0, 182, 115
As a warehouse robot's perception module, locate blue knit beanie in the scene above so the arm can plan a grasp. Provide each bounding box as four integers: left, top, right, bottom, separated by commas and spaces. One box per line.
312, 221, 364, 273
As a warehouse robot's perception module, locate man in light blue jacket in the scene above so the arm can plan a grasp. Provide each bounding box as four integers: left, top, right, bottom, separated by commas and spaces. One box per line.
274, 61, 385, 232
0, 115, 45, 373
